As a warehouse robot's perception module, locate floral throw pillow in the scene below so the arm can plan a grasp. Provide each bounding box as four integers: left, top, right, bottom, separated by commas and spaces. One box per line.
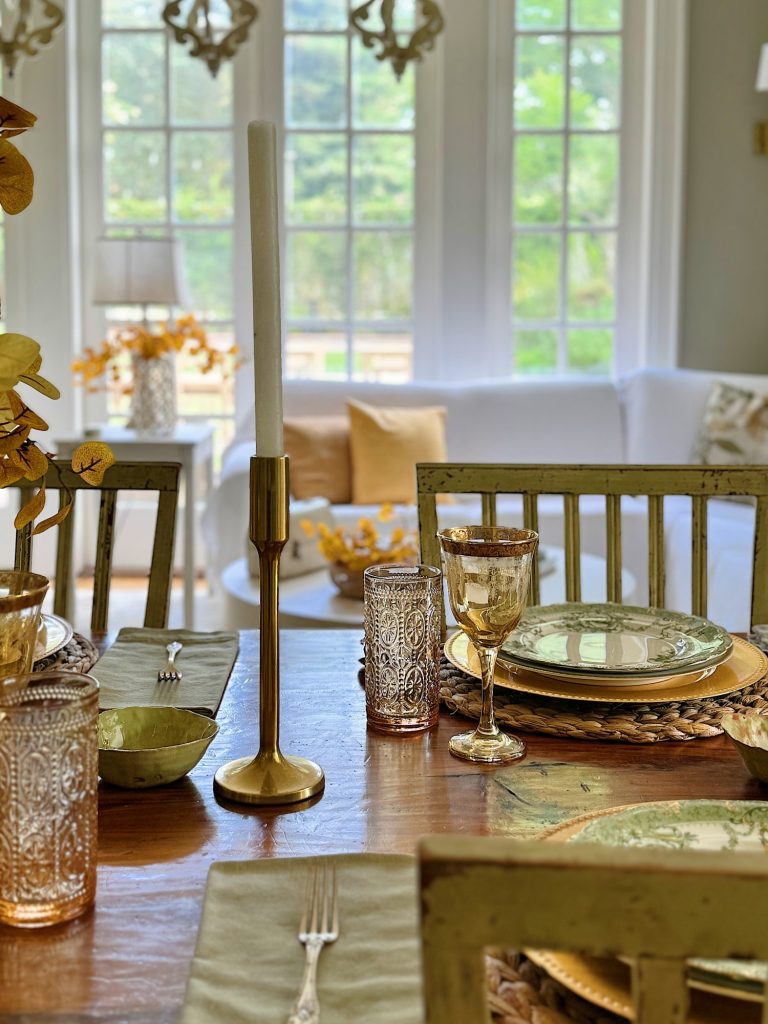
696, 381, 768, 465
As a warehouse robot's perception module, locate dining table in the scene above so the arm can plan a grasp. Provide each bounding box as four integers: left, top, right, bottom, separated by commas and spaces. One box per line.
1, 627, 764, 1023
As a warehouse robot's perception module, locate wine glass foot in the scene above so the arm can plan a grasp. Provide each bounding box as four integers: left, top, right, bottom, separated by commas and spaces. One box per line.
448, 729, 526, 764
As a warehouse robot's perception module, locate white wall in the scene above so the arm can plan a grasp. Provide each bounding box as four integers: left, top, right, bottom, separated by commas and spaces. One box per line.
680, 0, 768, 373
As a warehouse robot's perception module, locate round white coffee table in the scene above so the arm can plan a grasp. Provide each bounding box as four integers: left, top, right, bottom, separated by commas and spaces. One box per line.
221, 549, 637, 630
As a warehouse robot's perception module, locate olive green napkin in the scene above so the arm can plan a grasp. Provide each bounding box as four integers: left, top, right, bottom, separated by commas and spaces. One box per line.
181, 855, 424, 1024
94, 628, 238, 717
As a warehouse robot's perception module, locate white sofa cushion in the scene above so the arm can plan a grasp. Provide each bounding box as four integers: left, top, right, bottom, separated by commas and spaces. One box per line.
620, 368, 768, 463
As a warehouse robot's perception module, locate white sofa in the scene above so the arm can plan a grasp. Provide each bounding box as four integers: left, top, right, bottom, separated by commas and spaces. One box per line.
203, 368, 768, 632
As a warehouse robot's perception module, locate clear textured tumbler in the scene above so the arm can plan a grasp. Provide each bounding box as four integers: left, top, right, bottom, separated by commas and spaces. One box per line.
0, 571, 48, 679
364, 564, 442, 733
0, 672, 99, 927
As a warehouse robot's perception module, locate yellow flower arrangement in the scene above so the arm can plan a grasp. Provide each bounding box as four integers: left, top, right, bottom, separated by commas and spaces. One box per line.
72, 314, 238, 394
300, 505, 419, 574
0, 97, 114, 534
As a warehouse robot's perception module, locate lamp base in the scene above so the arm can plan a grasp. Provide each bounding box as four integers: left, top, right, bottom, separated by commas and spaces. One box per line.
213, 749, 325, 806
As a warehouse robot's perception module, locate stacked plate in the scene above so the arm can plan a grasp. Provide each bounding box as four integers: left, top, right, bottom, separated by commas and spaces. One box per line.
444, 602, 768, 704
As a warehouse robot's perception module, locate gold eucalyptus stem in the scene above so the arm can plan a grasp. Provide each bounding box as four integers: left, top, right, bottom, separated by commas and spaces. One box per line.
475, 645, 501, 740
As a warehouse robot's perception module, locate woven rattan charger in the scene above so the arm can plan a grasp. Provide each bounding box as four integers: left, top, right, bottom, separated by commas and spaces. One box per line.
34, 633, 100, 675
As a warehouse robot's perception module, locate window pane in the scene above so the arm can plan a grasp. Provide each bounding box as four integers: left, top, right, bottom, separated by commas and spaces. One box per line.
514, 135, 564, 225
286, 331, 348, 378
285, 0, 348, 30
352, 38, 415, 129
572, 0, 622, 31
180, 230, 234, 320
103, 33, 165, 126
353, 135, 414, 226
568, 231, 616, 321
354, 232, 412, 320
285, 36, 347, 129
104, 131, 167, 222
516, 0, 566, 29
171, 44, 233, 126
570, 35, 621, 130
173, 131, 233, 223
568, 328, 613, 372
353, 333, 412, 382
177, 326, 236, 415
285, 133, 347, 225
515, 35, 566, 129
287, 232, 347, 319
569, 134, 618, 225
102, 0, 159, 27
514, 329, 558, 373
513, 234, 561, 319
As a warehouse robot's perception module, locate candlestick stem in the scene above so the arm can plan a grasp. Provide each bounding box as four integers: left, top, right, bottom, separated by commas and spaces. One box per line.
213, 456, 325, 806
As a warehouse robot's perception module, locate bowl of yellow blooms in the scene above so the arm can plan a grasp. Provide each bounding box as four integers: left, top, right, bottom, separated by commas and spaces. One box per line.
301, 506, 419, 600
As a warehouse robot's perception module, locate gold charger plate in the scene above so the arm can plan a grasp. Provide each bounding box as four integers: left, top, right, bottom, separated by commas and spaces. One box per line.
34, 613, 73, 663
523, 804, 768, 1016
444, 631, 767, 704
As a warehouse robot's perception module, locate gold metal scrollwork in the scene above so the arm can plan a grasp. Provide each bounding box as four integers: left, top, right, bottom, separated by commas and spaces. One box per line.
162, 0, 258, 79
350, 0, 444, 80
0, 0, 65, 77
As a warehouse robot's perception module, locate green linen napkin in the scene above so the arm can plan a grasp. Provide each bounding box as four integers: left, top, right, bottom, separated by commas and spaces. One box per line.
94, 628, 238, 717
181, 854, 424, 1024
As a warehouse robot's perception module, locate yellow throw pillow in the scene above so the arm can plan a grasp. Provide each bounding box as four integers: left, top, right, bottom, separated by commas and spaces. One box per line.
284, 416, 352, 504
347, 398, 447, 505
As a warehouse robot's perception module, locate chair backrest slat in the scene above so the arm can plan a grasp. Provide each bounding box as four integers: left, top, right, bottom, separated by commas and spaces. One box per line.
648, 494, 665, 608
9, 460, 180, 631
91, 491, 118, 633
416, 464, 768, 630
691, 495, 708, 618
634, 958, 688, 1024
522, 493, 540, 606
563, 493, 581, 602
480, 493, 496, 527
605, 493, 622, 603
53, 490, 75, 620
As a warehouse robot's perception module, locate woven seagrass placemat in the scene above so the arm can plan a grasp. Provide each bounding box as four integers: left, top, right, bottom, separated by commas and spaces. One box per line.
34, 633, 100, 675
438, 656, 768, 744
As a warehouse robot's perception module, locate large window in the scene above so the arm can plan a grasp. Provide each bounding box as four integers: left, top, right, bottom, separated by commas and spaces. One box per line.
282, 0, 416, 382
99, 0, 235, 436
511, 0, 622, 374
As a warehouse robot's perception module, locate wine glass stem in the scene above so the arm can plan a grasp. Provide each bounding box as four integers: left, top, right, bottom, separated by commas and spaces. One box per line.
476, 645, 500, 739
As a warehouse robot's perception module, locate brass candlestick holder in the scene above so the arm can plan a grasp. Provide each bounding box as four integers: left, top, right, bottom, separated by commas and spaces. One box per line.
213, 455, 325, 805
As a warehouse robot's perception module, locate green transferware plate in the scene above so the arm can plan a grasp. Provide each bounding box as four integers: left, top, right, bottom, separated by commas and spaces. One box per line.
571, 800, 768, 996
502, 603, 733, 679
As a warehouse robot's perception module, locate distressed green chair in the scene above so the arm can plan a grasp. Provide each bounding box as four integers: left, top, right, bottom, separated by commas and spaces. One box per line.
416, 464, 768, 629
11, 460, 181, 632
420, 835, 768, 1024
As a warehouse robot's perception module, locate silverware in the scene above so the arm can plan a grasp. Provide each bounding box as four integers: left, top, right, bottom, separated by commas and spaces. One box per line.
157, 641, 183, 684
286, 863, 339, 1024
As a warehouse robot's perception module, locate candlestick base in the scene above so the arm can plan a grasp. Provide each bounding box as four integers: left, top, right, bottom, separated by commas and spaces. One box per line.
214, 750, 325, 806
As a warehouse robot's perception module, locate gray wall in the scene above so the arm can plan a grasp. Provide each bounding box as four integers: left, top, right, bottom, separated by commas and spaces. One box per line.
679, 0, 768, 371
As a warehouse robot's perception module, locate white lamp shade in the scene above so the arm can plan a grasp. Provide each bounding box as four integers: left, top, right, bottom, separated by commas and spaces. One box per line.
92, 238, 190, 306
757, 43, 768, 91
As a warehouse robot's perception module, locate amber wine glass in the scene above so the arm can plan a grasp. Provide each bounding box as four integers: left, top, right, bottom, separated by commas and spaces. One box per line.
439, 526, 538, 764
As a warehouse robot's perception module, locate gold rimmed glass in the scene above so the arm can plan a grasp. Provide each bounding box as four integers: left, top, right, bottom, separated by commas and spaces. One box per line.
0, 571, 49, 680
438, 526, 538, 764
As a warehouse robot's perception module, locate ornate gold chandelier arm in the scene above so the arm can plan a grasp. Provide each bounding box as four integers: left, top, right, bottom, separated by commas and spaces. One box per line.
0, 0, 65, 77
350, 0, 444, 80
162, 0, 258, 79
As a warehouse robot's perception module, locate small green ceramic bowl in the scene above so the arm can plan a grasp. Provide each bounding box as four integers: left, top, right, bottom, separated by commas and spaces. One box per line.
721, 713, 768, 784
98, 706, 219, 789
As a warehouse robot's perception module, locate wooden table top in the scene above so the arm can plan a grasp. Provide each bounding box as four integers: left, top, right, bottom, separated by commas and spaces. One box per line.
1, 629, 764, 1022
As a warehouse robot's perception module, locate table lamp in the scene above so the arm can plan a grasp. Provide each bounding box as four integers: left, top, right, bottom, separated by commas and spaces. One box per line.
92, 237, 188, 322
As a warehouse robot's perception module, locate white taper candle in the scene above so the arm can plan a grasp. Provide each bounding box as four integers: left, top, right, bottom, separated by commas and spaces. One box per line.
248, 121, 285, 457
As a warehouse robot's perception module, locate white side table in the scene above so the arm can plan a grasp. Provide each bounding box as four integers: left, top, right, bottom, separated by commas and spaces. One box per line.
56, 423, 215, 628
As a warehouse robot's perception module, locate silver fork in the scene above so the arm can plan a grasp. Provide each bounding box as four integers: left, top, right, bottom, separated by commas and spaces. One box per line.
286, 863, 339, 1024
157, 641, 183, 684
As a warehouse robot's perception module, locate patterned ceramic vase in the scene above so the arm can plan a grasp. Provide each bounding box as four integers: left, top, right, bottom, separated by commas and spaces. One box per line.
129, 352, 177, 435
363, 563, 442, 733
0, 672, 99, 927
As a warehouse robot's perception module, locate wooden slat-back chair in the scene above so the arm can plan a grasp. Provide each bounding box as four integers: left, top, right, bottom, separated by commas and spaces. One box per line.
11, 460, 181, 632
417, 464, 768, 629
420, 836, 768, 1024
